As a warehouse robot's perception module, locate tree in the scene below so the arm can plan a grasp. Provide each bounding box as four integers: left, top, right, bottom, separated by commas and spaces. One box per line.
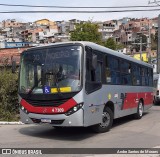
0, 68, 19, 121
104, 38, 116, 50
70, 22, 102, 44
116, 43, 125, 50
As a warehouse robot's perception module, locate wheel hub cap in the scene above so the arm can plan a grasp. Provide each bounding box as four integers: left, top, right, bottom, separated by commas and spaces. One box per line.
100, 112, 110, 128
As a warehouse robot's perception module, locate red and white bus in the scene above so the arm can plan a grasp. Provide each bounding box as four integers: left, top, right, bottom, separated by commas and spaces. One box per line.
19, 42, 153, 133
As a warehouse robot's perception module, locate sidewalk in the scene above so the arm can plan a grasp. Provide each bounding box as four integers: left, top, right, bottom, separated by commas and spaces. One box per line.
0, 121, 23, 125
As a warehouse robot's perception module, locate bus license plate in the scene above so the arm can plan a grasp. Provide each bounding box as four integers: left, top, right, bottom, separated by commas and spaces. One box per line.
41, 119, 51, 123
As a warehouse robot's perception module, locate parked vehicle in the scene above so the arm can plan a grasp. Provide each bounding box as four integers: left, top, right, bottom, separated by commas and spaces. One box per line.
153, 74, 160, 105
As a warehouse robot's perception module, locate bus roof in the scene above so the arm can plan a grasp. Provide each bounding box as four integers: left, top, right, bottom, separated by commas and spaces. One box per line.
24, 41, 152, 68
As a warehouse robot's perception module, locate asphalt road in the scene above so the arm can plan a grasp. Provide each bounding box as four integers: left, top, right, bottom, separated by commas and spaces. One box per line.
1, 105, 160, 156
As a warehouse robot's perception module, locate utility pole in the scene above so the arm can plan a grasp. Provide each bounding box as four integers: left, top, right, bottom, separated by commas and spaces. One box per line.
140, 37, 142, 61
148, 21, 152, 64
132, 36, 146, 61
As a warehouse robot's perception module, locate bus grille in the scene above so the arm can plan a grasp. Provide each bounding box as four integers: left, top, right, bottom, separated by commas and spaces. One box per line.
25, 99, 69, 107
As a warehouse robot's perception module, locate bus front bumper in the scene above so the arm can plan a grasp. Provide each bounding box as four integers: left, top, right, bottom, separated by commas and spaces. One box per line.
20, 108, 84, 127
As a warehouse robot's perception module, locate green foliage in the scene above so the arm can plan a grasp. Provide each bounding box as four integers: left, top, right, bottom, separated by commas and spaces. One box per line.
70, 22, 125, 51
116, 43, 125, 50
0, 68, 19, 121
70, 22, 102, 44
104, 38, 117, 50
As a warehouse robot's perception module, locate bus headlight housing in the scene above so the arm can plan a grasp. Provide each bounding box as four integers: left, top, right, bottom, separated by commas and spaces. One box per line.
20, 105, 28, 114
65, 103, 83, 116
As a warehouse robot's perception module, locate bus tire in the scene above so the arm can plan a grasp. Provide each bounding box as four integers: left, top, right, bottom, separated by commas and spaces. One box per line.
134, 100, 143, 119
91, 107, 113, 133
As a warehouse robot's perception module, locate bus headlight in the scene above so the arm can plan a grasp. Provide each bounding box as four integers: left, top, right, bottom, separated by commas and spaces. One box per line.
65, 103, 83, 116
21, 106, 24, 110
20, 105, 28, 114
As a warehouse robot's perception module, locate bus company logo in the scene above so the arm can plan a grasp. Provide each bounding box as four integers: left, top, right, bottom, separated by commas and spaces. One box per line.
43, 108, 47, 113
2, 149, 12, 154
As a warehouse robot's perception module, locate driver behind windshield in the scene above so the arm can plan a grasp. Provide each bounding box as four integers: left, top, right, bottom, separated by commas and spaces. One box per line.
57, 65, 64, 81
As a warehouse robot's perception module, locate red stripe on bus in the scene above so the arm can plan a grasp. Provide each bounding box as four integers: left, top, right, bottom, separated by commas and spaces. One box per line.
122, 92, 153, 110
20, 98, 77, 114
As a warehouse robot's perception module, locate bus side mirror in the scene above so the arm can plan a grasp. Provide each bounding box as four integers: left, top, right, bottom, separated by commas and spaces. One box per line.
92, 54, 97, 70
12, 60, 16, 73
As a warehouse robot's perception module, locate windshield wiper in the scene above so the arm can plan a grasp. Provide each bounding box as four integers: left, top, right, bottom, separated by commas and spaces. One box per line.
27, 78, 42, 95
54, 72, 63, 97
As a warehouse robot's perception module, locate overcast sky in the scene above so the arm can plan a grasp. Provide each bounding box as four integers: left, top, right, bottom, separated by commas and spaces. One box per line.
0, 0, 160, 22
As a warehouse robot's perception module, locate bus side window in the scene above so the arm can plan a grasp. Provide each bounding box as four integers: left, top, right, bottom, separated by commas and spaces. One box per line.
132, 64, 141, 86
149, 68, 153, 87
85, 53, 102, 94
105, 56, 111, 83
95, 62, 102, 82
120, 60, 131, 85
141, 67, 147, 86
105, 55, 120, 85
86, 58, 95, 82
145, 68, 149, 86
86, 58, 102, 82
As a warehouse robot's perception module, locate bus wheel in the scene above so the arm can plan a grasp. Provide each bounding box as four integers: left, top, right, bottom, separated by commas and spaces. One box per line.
134, 100, 143, 119
91, 107, 113, 133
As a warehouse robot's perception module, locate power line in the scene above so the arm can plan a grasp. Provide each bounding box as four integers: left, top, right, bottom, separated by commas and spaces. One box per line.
0, 3, 159, 9
0, 9, 160, 13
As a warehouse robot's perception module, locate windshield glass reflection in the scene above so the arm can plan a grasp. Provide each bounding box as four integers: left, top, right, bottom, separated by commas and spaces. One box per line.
19, 45, 82, 94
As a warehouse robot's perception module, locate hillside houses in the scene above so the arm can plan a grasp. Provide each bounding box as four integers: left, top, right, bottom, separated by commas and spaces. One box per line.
0, 17, 158, 48
0, 17, 158, 66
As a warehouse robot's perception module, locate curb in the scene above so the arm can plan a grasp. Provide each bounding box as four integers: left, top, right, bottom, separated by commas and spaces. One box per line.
0, 121, 24, 125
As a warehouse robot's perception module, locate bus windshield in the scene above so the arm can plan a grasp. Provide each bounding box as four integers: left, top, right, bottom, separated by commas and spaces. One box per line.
19, 45, 82, 94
